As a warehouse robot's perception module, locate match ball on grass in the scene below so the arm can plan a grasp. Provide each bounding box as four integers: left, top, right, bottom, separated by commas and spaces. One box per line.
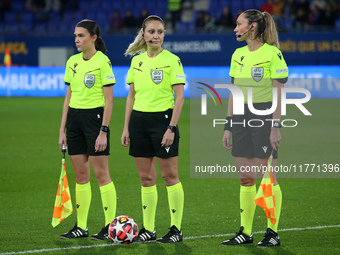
108, 215, 138, 244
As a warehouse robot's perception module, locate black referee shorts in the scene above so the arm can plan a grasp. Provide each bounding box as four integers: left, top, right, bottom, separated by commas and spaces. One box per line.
231, 102, 278, 159
128, 109, 179, 158
66, 107, 110, 156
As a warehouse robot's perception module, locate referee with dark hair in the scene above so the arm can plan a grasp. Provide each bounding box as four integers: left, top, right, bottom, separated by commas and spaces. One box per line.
58, 19, 117, 240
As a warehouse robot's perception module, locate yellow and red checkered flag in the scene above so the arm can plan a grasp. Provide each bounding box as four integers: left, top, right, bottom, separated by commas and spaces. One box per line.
255, 153, 276, 225
4, 47, 12, 67
52, 148, 73, 227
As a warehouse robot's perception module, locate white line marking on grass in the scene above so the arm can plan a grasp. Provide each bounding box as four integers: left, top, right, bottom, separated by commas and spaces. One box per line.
1, 224, 340, 255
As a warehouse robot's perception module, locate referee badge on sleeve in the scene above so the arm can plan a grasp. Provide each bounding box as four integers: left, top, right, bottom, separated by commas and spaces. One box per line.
151, 70, 163, 85
252, 67, 263, 82
84, 74, 95, 88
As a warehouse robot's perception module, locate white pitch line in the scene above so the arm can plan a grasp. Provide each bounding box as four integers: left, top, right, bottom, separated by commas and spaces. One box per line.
1, 224, 340, 255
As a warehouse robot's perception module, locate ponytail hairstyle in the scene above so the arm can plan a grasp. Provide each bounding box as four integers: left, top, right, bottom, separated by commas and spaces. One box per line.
242, 9, 279, 48
76, 19, 107, 54
124, 15, 165, 57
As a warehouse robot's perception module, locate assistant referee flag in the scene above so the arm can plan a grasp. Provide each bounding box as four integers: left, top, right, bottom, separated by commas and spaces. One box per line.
255, 154, 276, 225
52, 154, 73, 227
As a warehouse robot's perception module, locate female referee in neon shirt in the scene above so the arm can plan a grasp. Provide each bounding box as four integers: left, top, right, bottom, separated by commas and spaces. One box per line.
58, 19, 117, 240
121, 15, 185, 243
221, 9, 288, 247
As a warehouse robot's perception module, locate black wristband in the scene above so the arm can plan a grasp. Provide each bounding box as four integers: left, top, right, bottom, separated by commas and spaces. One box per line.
272, 121, 282, 128
100, 125, 110, 133
224, 116, 232, 131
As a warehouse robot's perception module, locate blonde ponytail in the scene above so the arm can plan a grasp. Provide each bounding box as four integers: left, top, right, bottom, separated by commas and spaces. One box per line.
124, 29, 147, 57
242, 9, 280, 48
262, 12, 279, 48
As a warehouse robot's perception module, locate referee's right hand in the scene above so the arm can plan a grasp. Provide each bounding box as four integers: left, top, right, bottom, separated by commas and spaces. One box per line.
121, 129, 130, 147
59, 131, 67, 151
222, 130, 232, 150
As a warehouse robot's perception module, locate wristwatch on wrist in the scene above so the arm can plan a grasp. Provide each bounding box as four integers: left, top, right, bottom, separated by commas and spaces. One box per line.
272, 121, 282, 128
100, 125, 110, 132
167, 125, 177, 133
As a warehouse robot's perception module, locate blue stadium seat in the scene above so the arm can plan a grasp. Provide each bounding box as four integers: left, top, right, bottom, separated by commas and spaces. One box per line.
6, 24, 20, 33
123, 1, 134, 11
11, 1, 25, 12
146, 2, 157, 15
176, 22, 195, 34
254, 0, 266, 8
336, 18, 340, 32
157, 1, 168, 12
281, 18, 293, 29
21, 22, 33, 32
96, 12, 109, 27
34, 24, 47, 33
84, 11, 96, 21
230, 1, 243, 12
100, 1, 112, 10
243, 0, 256, 10
221, 0, 231, 7
210, 0, 220, 12
79, 0, 92, 11
46, 21, 58, 32
57, 22, 73, 32
20, 12, 34, 23
4, 12, 18, 23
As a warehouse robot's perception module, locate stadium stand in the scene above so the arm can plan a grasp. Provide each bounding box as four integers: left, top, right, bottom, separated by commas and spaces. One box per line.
0, 0, 339, 35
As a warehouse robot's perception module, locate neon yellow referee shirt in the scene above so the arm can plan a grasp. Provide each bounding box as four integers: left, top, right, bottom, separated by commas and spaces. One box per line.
229, 43, 288, 103
126, 50, 185, 112
64, 51, 115, 109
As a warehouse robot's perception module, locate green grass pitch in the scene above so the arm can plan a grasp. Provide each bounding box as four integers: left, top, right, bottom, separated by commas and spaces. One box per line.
0, 97, 339, 255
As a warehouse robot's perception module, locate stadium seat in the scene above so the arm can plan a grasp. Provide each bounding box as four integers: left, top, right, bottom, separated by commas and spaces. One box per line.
243, 0, 256, 10
6, 24, 20, 33
11, 1, 25, 12
34, 24, 47, 33
336, 18, 340, 32
157, 1, 168, 12
79, 0, 92, 11
84, 11, 97, 21
21, 22, 33, 32
281, 18, 293, 29
4, 12, 18, 23
221, 0, 232, 7
176, 22, 195, 34
230, 1, 243, 13
20, 12, 34, 24
254, 0, 266, 8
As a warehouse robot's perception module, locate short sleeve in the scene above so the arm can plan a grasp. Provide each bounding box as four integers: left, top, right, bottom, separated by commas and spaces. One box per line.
101, 58, 115, 86
229, 51, 236, 78
64, 59, 71, 85
126, 58, 135, 85
270, 50, 288, 79
170, 57, 185, 85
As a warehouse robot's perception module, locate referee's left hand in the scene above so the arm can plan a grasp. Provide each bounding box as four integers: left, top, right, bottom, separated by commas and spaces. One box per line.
95, 132, 107, 152
161, 129, 174, 147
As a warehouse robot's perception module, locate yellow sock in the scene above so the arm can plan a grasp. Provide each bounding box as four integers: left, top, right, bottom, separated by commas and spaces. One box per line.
100, 182, 117, 226
268, 184, 282, 232
240, 185, 256, 236
167, 182, 184, 230
141, 185, 158, 231
76, 182, 91, 230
